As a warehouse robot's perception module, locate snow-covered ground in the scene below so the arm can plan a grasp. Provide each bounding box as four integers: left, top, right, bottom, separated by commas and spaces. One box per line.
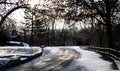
7, 41, 30, 47
0, 46, 41, 56
44, 46, 119, 71
1, 46, 120, 71
114, 59, 120, 70
0, 46, 41, 67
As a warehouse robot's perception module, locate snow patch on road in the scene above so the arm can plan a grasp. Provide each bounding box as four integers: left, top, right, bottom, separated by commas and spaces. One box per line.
44, 46, 60, 54
2, 46, 118, 71
44, 46, 117, 71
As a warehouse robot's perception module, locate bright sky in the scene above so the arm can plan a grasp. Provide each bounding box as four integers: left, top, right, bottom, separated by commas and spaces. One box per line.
10, 0, 55, 22
10, 0, 80, 30
9, 0, 39, 27
11, 0, 56, 23
29, 0, 39, 8
11, 9, 25, 22
10, 0, 66, 29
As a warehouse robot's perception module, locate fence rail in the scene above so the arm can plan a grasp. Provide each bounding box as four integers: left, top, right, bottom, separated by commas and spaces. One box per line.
88, 47, 120, 60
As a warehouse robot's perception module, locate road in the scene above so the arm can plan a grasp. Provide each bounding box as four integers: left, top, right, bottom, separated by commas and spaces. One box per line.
5, 48, 80, 71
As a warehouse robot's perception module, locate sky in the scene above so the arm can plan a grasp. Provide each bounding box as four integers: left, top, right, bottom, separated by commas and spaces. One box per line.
9, 0, 85, 30
8, 0, 41, 28
10, 0, 39, 22
9, 0, 66, 29
10, 9, 25, 23
11, 0, 53, 22
10, 0, 60, 22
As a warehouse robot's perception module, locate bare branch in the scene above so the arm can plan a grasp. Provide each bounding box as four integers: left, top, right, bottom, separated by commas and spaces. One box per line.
0, 4, 29, 26
0, 1, 17, 5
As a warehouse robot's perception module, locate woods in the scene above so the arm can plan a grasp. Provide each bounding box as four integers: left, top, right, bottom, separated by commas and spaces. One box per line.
0, 0, 120, 49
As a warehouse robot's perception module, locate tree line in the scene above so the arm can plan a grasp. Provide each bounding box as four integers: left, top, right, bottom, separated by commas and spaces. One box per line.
0, 0, 120, 49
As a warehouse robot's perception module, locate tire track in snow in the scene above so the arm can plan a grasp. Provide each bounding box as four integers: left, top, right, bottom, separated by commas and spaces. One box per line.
5, 48, 80, 71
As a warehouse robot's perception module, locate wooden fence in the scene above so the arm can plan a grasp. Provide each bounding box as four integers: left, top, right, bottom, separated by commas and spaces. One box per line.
88, 47, 120, 60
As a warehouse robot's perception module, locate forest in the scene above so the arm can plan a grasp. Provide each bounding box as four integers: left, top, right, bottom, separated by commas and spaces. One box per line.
0, 0, 120, 50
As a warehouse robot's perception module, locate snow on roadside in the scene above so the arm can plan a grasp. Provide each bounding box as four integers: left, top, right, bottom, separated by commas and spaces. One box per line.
4, 46, 60, 69
65, 46, 115, 71
44, 46, 60, 53
0, 46, 41, 56
44, 46, 117, 71
0, 46, 42, 68
1, 46, 118, 71
113, 59, 120, 70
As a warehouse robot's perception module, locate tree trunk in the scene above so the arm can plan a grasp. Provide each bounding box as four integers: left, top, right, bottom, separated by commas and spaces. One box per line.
105, 0, 114, 48
98, 29, 103, 47
30, 15, 34, 46
106, 25, 114, 48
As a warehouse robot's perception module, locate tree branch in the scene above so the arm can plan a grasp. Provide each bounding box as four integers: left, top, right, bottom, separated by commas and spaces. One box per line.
0, 5, 29, 26
94, 16, 106, 26
0, 2, 17, 5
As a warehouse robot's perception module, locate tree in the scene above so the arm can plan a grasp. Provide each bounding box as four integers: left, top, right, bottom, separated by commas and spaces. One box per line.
0, 0, 29, 26
0, 27, 10, 45
59, 0, 120, 48
81, 0, 120, 48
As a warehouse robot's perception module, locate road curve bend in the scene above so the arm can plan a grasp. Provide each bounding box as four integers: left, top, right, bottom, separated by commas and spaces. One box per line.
5, 48, 80, 71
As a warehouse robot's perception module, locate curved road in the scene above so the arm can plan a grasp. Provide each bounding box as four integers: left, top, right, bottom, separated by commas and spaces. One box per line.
5, 48, 80, 71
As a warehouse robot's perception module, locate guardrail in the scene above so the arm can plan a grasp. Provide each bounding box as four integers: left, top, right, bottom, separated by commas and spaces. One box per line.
88, 47, 120, 60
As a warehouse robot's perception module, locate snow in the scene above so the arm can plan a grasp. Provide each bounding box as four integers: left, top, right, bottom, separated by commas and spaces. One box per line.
113, 59, 120, 70
0, 46, 42, 68
1, 46, 119, 71
8, 41, 30, 47
0, 47, 41, 56
44, 46, 118, 71
9, 46, 61, 68
64, 47, 113, 71
22, 43, 30, 47
44, 46, 60, 53
0, 58, 11, 66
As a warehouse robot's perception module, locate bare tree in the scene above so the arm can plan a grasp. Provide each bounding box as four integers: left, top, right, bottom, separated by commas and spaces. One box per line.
0, 0, 29, 26
59, 0, 120, 48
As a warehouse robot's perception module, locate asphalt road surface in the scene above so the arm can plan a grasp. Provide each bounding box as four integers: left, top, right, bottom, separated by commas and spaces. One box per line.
5, 48, 80, 71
